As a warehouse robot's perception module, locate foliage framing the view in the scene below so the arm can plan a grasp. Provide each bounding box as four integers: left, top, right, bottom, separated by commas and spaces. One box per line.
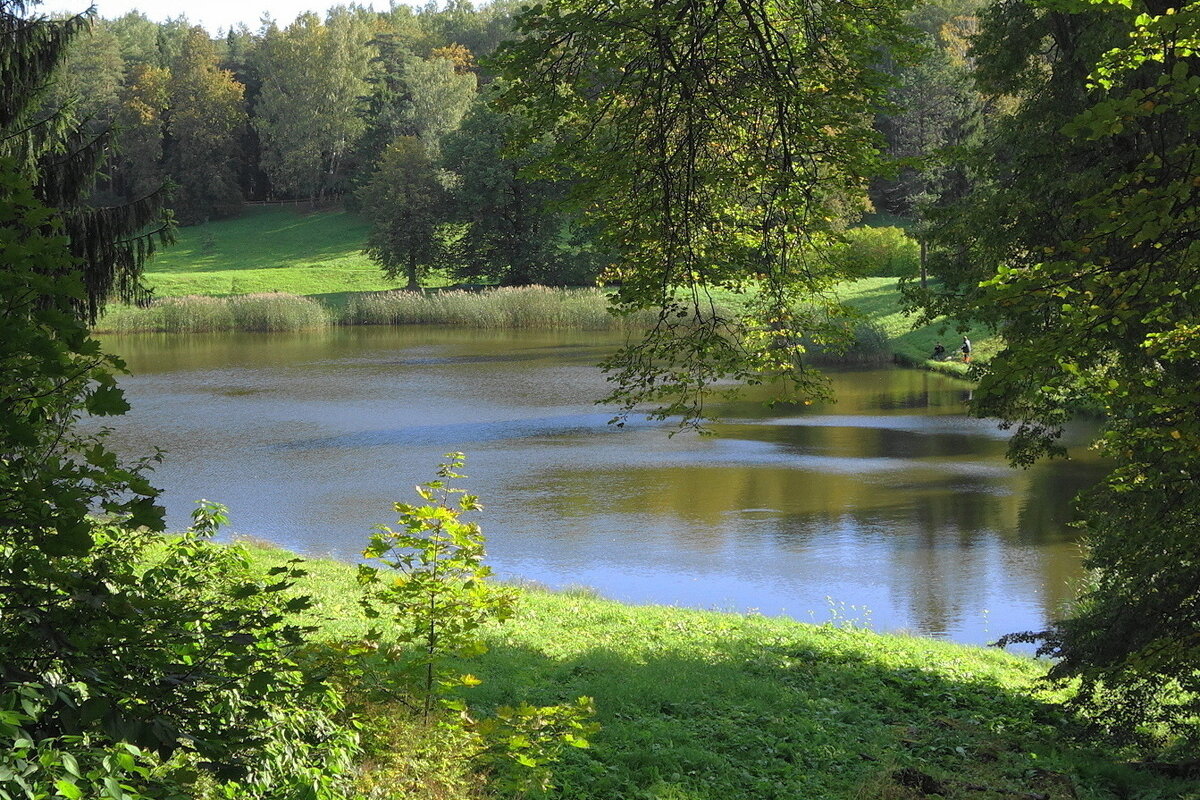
919, 0, 1200, 747
0, 0, 171, 322
494, 0, 914, 427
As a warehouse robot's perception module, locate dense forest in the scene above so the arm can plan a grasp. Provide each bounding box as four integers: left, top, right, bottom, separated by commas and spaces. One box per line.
3, 0, 1199, 797
45, 0, 981, 288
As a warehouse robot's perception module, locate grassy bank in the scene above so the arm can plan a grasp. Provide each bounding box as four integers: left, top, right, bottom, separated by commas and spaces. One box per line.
96, 279, 994, 373
837, 278, 997, 375
240, 543, 1193, 800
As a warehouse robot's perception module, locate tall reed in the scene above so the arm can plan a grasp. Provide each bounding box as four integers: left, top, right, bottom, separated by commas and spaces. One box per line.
95, 293, 332, 333
343, 286, 657, 330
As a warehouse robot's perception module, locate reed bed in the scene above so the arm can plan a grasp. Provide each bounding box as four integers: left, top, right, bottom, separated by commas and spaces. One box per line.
342, 286, 656, 330
96, 293, 333, 333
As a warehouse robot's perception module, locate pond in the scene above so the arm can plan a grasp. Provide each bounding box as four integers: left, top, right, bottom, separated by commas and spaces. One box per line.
100, 326, 1103, 646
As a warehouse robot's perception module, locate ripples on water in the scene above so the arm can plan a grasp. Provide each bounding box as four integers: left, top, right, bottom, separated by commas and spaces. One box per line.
99, 327, 1103, 646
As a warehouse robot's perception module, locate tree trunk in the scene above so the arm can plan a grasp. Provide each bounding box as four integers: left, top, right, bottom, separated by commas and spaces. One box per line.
407, 250, 419, 291
919, 237, 928, 290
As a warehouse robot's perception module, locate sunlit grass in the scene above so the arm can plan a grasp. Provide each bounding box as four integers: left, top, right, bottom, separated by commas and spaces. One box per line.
836, 277, 1000, 373
143, 207, 399, 297
236, 544, 1195, 800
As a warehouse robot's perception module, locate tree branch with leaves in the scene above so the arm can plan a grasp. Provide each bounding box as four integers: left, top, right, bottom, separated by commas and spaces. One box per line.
493, 0, 913, 427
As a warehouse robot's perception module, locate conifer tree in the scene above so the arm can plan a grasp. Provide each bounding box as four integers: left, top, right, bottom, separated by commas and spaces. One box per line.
1, 0, 171, 322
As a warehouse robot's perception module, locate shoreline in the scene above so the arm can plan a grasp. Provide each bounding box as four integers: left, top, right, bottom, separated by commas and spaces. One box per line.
93, 284, 984, 373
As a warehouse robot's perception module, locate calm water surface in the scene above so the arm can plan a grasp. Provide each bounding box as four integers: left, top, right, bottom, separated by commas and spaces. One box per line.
101, 327, 1102, 646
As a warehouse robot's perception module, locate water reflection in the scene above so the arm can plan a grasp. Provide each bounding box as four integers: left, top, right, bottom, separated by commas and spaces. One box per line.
99, 327, 1103, 646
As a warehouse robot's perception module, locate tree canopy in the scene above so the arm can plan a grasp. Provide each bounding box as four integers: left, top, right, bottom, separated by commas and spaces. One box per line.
493, 0, 913, 425
918, 0, 1200, 744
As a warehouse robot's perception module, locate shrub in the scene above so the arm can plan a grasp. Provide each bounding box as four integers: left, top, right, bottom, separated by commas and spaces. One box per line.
356, 454, 598, 794
0, 505, 360, 799
830, 226, 920, 278
797, 310, 891, 364
2, 167, 356, 798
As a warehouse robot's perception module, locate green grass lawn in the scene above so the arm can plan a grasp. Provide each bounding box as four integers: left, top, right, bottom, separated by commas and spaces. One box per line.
240, 543, 1195, 800
145, 207, 400, 297
837, 277, 999, 371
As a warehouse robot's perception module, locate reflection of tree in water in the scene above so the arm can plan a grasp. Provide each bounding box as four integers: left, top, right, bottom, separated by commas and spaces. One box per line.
539, 433, 1095, 637
878, 480, 1026, 636
711, 367, 977, 419
108, 335, 1099, 640
740, 423, 1009, 461
1015, 457, 1107, 619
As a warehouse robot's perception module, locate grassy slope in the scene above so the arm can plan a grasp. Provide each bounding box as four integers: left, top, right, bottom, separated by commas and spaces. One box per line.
838, 277, 999, 371
244, 544, 1194, 800
146, 207, 398, 299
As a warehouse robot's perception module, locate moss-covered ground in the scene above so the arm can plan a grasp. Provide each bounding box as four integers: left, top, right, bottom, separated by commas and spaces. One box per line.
240, 544, 1197, 800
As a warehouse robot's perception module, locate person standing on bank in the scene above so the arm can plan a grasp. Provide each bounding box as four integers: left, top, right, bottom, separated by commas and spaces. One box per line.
961, 336, 972, 363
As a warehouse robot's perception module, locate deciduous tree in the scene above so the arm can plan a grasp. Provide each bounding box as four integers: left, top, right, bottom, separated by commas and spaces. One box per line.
405, 51, 477, 155
253, 9, 374, 201
494, 0, 911, 426
165, 27, 247, 222
921, 0, 1200, 746
112, 64, 169, 204
441, 100, 577, 285
48, 20, 125, 124
359, 136, 451, 289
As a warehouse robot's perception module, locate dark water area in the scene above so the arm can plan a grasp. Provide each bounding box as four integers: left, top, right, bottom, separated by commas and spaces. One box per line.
99, 327, 1104, 646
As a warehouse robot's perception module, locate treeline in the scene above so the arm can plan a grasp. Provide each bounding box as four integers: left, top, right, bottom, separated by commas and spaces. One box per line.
53, 0, 988, 287
51, 1, 603, 286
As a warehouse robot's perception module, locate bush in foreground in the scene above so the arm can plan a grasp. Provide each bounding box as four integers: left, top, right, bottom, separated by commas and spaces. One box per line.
2, 164, 357, 798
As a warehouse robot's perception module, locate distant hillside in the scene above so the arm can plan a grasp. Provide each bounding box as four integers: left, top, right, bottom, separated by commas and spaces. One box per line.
143, 207, 398, 299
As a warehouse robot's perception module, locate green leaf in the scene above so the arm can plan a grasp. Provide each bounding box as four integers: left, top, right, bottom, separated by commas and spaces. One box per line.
55, 779, 83, 800
85, 384, 131, 416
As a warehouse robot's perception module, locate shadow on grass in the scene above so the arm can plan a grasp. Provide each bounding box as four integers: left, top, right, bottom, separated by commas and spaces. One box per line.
152, 210, 371, 275
331, 626, 1184, 800
843, 284, 909, 319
